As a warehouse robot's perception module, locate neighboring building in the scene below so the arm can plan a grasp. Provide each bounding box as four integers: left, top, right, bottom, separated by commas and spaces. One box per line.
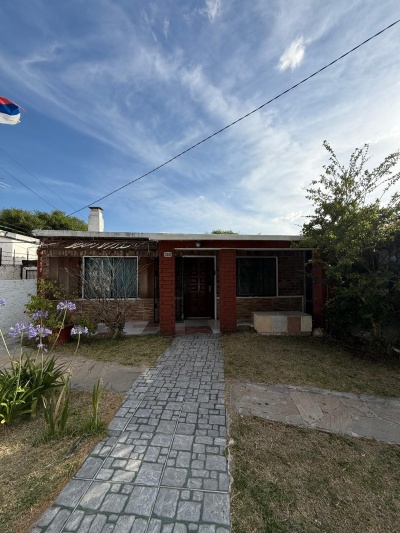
33, 208, 325, 336
0, 230, 39, 280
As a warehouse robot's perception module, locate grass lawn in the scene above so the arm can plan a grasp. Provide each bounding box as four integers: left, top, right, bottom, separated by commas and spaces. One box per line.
230, 414, 400, 533
54, 333, 172, 367
0, 390, 123, 533
222, 331, 400, 397
223, 332, 400, 532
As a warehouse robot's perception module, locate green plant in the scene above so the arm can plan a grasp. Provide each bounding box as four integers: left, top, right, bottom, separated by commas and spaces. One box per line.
0, 296, 87, 428
299, 141, 400, 349
25, 278, 78, 333
18, 354, 66, 416
42, 374, 71, 436
0, 372, 34, 425
91, 379, 105, 429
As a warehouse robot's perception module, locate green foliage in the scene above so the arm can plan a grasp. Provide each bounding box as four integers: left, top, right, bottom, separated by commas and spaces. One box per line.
91, 379, 105, 429
25, 278, 77, 332
0, 374, 34, 425
0, 208, 87, 235
300, 141, 400, 344
42, 374, 71, 436
0, 353, 66, 424
211, 229, 237, 234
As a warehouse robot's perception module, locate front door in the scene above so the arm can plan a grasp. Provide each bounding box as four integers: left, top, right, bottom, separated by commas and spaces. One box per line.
183, 257, 214, 318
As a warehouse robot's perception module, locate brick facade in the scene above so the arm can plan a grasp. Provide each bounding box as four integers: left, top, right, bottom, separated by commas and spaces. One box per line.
159, 242, 176, 336
74, 298, 154, 323
36, 235, 314, 335
236, 296, 303, 320
218, 249, 237, 333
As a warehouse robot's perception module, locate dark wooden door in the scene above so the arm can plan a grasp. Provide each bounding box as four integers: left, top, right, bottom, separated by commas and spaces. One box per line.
184, 258, 214, 318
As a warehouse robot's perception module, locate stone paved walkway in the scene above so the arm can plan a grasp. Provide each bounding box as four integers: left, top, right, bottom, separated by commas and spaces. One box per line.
230, 382, 400, 445
32, 335, 230, 533
0, 346, 144, 394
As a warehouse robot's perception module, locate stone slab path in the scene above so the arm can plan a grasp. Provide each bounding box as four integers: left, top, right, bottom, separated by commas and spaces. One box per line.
0, 346, 143, 393
230, 381, 400, 445
32, 334, 231, 533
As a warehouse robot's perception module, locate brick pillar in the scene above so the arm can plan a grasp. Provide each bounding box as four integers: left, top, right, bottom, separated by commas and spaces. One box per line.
159, 243, 175, 336
312, 260, 325, 328
219, 249, 237, 333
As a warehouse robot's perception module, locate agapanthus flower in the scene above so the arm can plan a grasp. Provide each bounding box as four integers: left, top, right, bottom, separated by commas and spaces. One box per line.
33, 310, 49, 320
9, 323, 30, 337
71, 326, 89, 335
28, 325, 38, 339
37, 343, 48, 352
35, 325, 53, 337
0, 298, 6, 307
57, 301, 76, 312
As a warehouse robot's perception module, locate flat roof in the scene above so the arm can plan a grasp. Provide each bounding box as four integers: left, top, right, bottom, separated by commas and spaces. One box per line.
33, 230, 300, 241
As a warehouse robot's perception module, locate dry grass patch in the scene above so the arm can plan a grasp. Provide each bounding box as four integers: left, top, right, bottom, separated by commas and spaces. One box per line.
230, 413, 400, 533
0, 390, 123, 533
222, 332, 400, 397
55, 334, 172, 367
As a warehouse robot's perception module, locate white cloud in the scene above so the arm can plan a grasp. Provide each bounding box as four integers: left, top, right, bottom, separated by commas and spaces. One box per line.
202, 0, 222, 22
278, 37, 305, 71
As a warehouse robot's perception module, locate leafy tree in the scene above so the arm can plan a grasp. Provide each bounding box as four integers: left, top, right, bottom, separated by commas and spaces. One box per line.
0, 208, 87, 235
211, 229, 237, 234
300, 141, 400, 343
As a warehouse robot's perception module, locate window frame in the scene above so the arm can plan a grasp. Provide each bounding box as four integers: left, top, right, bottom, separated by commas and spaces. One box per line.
236, 256, 278, 297
82, 256, 139, 299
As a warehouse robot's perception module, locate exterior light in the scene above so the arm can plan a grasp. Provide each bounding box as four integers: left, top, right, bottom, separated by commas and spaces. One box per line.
195, 241, 201, 248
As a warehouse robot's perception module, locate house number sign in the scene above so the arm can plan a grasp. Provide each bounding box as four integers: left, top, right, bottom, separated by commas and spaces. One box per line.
164, 252, 173, 257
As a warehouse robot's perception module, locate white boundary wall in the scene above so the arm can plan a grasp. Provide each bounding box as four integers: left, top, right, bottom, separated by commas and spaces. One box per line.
0, 279, 36, 332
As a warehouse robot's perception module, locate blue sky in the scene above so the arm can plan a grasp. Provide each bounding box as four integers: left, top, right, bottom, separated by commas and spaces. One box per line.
0, 0, 399, 234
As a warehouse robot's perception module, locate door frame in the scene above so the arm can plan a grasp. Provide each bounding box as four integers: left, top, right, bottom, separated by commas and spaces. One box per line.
181, 255, 216, 319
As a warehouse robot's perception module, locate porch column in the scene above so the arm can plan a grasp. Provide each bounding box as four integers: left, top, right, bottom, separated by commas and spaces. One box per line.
219, 249, 237, 333
159, 242, 176, 336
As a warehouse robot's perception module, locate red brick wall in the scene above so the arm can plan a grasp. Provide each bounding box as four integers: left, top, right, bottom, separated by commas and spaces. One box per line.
277, 252, 304, 295
75, 298, 154, 322
219, 249, 237, 333
159, 242, 175, 335
236, 296, 303, 320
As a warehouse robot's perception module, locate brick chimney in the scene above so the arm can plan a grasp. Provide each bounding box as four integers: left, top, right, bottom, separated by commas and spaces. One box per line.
88, 207, 104, 232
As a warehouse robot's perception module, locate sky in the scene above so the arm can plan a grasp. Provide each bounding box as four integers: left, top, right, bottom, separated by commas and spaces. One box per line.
0, 0, 399, 235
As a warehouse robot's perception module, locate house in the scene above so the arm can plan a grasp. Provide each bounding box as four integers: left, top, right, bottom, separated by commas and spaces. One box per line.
0, 229, 39, 280
33, 207, 325, 336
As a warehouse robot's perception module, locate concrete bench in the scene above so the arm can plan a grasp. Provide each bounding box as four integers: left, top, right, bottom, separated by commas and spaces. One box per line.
251, 311, 312, 335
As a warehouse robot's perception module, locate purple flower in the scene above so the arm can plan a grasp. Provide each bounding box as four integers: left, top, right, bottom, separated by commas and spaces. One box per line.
71, 326, 89, 335
35, 325, 53, 337
0, 298, 6, 307
37, 343, 48, 352
9, 323, 30, 337
28, 325, 38, 339
24, 324, 52, 340
57, 301, 76, 312
33, 310, 49, 320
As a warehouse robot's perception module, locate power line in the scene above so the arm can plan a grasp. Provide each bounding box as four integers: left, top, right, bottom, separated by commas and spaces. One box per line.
0, 164, 60, 210
0, 222, 33, 236
0, 146, 82, 214
68, 18, 400, 217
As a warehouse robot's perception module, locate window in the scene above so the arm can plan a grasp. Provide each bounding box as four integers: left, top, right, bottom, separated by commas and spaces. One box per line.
236, 257, 277, 297
84, 257, 138, 299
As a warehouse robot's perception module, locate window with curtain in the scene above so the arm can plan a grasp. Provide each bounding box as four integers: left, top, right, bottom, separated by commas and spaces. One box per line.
84, 257, 138, 299
236, 257, 277, 296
